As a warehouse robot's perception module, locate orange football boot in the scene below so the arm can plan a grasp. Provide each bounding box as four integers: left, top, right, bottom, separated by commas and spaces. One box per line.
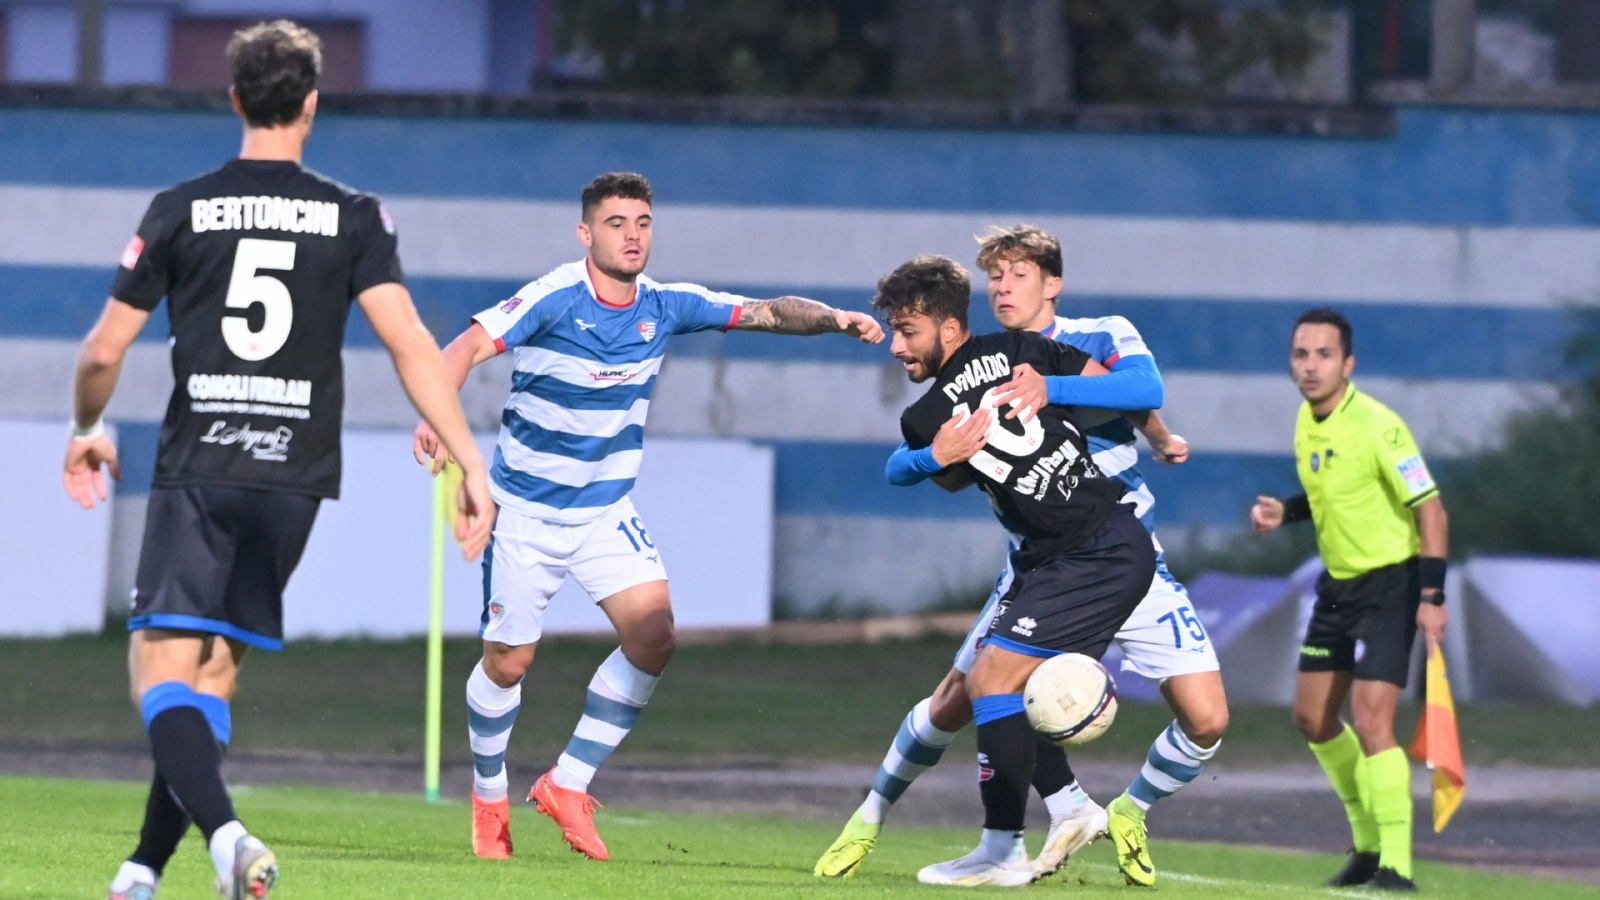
472, 792, 514, 859
529, 770, 608, 860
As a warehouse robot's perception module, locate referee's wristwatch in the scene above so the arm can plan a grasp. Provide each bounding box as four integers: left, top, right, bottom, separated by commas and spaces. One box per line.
1422, 589, 1446, 607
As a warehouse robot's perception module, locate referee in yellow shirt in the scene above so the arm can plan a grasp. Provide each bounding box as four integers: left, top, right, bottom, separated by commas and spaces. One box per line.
1251, 308, 1448, 893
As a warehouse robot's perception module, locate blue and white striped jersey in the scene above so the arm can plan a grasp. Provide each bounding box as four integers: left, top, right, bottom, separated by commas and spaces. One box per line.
993, 315, 1181, 587
471, 261, 744, 524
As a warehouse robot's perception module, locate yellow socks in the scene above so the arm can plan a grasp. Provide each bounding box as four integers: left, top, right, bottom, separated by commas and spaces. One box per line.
1309, 724, 1379, 854
1361, 747, 1413, 879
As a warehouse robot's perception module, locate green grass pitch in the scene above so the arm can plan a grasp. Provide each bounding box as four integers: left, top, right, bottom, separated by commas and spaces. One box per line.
4, 776, 1596, 899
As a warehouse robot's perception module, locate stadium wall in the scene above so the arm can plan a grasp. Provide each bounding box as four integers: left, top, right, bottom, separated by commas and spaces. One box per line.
3, 105, 1596, 614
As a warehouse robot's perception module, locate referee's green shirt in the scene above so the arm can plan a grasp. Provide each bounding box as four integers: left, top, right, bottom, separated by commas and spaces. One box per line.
1294, 384, 1439, 580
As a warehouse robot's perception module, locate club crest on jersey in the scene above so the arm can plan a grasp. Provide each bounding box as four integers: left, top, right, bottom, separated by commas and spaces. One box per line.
1310, 452, 1321, 472
488, 602, 505, 621
639, 321, 657, 342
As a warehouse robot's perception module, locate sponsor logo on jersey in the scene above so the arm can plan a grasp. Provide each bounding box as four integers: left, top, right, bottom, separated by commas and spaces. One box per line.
639, 321, 657, 342
488, 601, 505, 620
500, 296, 523, 314
1013, 441, 1086, 501
1300, 645, 1332, 657
120, 236, 144, 270
1384, 427, 1403, 449
198, 420, 294, 462
575, 318, 598, 330
941, 352, 1011, 403
188, 373, 312, 406
378, 202, 396, 235
1011, 616, 1037, 637
190, 196, 340, 237
1397, 455, 1434, 493
591, 367, 638, 383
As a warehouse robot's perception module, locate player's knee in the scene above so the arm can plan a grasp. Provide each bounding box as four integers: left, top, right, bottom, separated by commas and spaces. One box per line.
621, 616, 677, 674
1349, 705, 1395, 750
481, 643, 535, 687
928, 674, 973, 732
1185, 705, 1229, 747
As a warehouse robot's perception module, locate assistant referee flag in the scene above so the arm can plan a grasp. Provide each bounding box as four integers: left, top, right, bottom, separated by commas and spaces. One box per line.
1408, 643, 1465, 832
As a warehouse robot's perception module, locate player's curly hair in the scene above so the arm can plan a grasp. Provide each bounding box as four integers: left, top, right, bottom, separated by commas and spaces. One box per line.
582, 172, 654, 219
228, 20, 322, 129
872, 255, 971, 328
975, 224, 1063, 278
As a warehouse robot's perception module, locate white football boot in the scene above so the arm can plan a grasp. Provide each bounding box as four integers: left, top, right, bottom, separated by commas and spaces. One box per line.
917, 843, 1034, 887
1032, 798, 1109, 880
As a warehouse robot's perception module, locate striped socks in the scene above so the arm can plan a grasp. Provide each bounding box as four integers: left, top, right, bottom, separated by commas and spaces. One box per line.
466, 661, 521, 802
552, 648, 659, 792
858, 699, 956, 825
1125, 721, 1218, 814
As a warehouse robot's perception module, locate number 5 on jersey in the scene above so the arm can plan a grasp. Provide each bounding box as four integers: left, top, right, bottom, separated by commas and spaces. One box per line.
224, 238, 296, 361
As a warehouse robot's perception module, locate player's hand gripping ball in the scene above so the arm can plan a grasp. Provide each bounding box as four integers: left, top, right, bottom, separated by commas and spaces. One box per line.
1024, 653, 1118, 746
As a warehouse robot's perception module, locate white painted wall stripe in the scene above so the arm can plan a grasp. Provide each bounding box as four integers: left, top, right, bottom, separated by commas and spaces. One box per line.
5, 184, 1600, 308
0, 338, 1556, 457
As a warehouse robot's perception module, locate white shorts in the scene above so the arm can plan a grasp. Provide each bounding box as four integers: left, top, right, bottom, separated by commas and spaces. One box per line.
954, 559, 1219, 682
480, 496, 667, 646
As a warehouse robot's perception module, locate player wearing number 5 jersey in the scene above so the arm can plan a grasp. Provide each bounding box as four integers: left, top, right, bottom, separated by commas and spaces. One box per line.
411, 171, 884, 864
63, 21, 493, 900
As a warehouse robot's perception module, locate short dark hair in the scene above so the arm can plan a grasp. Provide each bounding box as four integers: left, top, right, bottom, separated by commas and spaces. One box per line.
582, 172, 653, 219
227, 20, 322, 128
1294, 307, 1353, 356
872, 255, 972, 329
975, 224, 1063, 279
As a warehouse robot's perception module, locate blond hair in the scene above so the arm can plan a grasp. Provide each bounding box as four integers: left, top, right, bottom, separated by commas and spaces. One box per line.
975, 224, 1063, 278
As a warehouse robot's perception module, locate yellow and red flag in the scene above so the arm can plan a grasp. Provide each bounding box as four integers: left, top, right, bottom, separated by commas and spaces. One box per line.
1408, 642, 1465, 832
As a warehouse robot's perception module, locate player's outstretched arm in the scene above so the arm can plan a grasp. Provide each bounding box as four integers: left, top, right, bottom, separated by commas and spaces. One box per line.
734, 297, 884, 343
64, 298, 148, 509
359, 283, 494, 558
1123, 410, 1189, 464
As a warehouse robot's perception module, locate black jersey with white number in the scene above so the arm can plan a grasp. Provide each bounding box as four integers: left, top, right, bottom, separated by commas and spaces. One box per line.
900, 330, 1127, 564
111, 159, 404, 499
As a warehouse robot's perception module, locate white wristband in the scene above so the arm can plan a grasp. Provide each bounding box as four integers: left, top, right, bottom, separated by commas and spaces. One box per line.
71, 418, 105, 441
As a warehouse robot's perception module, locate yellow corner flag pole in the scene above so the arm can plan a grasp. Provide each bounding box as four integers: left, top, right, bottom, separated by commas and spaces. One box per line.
426, 462, 463, 803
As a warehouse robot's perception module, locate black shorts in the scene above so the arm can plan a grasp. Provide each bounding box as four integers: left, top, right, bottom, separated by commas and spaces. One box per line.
129, 485, 320, 650
1298, 558, 1421, 687
984, 506, 1156, 660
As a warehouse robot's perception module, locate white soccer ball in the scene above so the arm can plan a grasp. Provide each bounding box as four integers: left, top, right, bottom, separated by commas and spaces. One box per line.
1023, 653, 1118, 746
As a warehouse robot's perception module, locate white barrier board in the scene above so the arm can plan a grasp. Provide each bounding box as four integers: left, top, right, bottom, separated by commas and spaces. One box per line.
0, 418, 114, 635
285, 431, 774, 639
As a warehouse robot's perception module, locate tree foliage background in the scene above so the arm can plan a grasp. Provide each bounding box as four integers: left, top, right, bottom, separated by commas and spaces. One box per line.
552, 0, 1329, 104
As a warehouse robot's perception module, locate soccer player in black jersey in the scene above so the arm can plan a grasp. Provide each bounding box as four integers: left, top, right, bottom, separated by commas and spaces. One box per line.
878, 256, 1157, 887
62, 21, 493, 900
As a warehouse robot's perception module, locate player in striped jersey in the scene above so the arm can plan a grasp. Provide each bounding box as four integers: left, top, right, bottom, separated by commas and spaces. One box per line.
816, 225, 1228, 886
412, 172, 883, 862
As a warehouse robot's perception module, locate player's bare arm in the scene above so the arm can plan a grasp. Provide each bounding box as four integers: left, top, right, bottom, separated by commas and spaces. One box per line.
64, 297, 148, 509
359, 283, 494, 558
1414, 495, 1449, 644
411, 321, 498, 473
734, 296, 884, 343
1124, 409, 1189, 464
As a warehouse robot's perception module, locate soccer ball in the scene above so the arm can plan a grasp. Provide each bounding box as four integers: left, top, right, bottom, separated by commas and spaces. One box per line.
1023, 653, 1118, 746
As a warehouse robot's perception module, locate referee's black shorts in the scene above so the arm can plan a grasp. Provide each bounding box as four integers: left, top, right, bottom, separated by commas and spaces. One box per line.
983, 505, 1157, 661
1298, 557, 1421, 687
129, 485, 320, 650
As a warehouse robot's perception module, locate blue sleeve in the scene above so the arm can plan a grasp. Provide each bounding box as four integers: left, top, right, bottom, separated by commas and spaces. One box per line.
885, 441, 942, 487
660, 284, 745, 335
1044, 354, 1164, 409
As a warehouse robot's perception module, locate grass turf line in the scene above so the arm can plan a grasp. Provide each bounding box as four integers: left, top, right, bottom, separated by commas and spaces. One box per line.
3, 776, 1597, 899
3, 633, 1600, 766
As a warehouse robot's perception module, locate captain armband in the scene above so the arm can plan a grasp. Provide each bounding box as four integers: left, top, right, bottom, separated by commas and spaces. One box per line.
1281, 494, 1312, 524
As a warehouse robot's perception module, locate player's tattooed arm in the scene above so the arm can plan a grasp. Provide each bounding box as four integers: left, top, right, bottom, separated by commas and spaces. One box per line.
736, 297, 885, 343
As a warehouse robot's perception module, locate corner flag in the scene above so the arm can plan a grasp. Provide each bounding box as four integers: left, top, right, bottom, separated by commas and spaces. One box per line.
1408, 642, 1465, 832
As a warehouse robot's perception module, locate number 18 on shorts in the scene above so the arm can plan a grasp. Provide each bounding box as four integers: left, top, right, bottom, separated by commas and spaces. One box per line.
481, 496, 668, 645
